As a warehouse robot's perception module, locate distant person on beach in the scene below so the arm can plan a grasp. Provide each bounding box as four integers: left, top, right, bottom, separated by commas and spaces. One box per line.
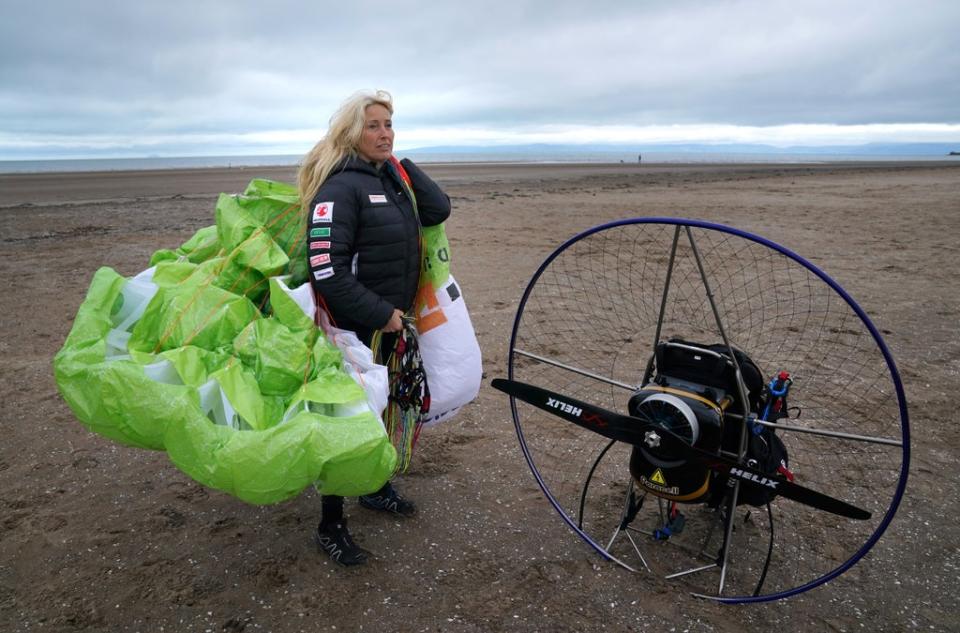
297, 90, 451, 566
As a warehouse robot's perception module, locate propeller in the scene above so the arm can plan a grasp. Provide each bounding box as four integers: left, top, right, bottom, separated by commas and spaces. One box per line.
492, 378, 870, 521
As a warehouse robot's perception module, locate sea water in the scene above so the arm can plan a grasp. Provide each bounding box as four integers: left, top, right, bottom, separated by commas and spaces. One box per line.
0, 150, 955, 174
0, 154, 302, 174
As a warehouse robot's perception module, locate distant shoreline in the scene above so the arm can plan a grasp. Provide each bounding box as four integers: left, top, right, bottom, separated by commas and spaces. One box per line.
2, 160, 959, 208
2, 150, 959, 175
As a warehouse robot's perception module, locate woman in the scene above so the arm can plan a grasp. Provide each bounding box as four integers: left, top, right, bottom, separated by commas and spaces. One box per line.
298, 90, 451, 565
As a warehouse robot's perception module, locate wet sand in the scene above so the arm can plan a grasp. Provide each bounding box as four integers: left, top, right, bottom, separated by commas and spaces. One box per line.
1, 161, 958, 631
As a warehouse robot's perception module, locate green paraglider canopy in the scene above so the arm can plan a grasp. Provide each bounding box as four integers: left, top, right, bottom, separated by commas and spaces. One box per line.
53, 179, 397, 504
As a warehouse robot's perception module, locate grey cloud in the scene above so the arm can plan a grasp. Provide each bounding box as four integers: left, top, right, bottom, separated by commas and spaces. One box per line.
2, 0, 958, 157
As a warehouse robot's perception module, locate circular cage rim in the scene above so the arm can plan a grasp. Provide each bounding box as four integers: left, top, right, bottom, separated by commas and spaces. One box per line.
505, 216, 911, 604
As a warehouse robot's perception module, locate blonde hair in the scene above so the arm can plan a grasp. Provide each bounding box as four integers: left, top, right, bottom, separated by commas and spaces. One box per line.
297, 90, 394, 209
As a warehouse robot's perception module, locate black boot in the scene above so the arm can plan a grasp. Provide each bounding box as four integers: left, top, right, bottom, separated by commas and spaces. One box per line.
359, 482, 417, 517
315, 495, 367, 566
315, 519, 367, 566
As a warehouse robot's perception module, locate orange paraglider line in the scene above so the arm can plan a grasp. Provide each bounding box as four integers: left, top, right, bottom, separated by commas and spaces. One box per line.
225, 202, 310, 373
152, 201, 303, 353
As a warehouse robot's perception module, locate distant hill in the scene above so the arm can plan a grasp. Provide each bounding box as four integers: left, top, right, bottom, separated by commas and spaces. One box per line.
404, 142, 960, 156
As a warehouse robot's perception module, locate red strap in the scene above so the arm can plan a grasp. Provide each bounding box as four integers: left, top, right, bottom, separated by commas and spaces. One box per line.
388, 155, 413, 187
777, 464, 795, 482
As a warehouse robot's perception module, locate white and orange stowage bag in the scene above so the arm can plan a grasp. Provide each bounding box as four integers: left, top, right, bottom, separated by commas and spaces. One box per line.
414, 273, 482, 426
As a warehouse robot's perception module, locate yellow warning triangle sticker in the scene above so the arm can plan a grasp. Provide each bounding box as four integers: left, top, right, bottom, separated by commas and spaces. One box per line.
650, 468, 667, 486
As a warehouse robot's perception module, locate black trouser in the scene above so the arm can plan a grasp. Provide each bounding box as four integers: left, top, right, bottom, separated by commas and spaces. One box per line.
320, 482, 393, 525
320, 494, 346, 525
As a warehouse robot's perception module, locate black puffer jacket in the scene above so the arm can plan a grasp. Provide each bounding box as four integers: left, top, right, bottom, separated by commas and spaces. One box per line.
306, 156, 450, 338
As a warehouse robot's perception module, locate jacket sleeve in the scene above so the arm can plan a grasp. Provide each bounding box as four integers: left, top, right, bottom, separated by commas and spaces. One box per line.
306, 180, 395, 330
400, 158, 451, 227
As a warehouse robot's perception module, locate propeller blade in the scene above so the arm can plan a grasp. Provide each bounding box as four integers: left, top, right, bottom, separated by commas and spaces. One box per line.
492, 378, 871, 521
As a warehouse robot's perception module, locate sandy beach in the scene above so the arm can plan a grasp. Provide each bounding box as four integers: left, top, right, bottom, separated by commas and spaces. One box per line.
1, 160, 958, 632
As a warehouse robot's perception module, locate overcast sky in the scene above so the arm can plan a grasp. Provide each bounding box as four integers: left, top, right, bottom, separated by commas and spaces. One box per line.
2, 0, 958, 159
